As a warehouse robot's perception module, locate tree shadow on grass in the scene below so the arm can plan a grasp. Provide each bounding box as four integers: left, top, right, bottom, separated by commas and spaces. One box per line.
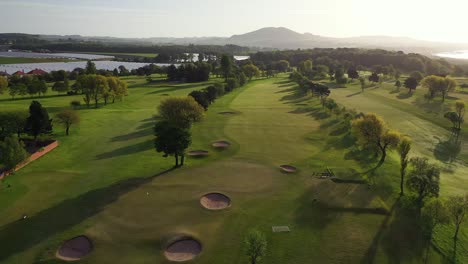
434, 134, 462, 163
111, 127, 153, 142
95, 139, 153, 160
145, 83, 210, 95
397, 92, 413, 100
0, 168, 175, 262
347, 91, 363, 97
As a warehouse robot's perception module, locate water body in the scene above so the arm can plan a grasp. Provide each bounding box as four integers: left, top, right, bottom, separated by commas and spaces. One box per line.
0, 61, 172, 74
435, 50, 468, 60
0, 51, 114, 60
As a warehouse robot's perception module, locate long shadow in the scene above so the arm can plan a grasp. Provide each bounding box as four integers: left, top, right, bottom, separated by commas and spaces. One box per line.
347, 91, 363, 97
360, 199, 399, 264
397, 92, 413, 99
95, 139, 153, 160
0, 168, 175, 262
110, 127, 153, 142
434, 134, 462, 163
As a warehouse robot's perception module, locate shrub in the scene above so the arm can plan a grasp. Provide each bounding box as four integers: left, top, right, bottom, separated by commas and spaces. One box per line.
225, 78, 239, 92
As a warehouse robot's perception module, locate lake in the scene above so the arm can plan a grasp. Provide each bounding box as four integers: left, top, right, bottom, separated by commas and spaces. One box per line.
435, 50, 468, 60
0, 61, 173, 74
0, 51, 114, 60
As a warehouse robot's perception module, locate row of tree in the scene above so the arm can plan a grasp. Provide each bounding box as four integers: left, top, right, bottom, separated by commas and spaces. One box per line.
74, 75, 128, 108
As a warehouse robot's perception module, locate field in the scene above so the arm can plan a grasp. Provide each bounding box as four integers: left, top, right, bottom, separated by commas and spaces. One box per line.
0, 57, 75, 65
0, 75, 466, 263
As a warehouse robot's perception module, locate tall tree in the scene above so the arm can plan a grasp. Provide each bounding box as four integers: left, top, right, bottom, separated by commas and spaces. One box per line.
243, 64, 261, 80
220, 55, 233, 82
154, 120, 191, 167
158, 97, 204, 129
446, 194, 468, 241
243, 229, 267, 264
404, 77, 419, 93
0, 135, 29, 171
24, 101, 53, 140
455, 101, 465, 131
397, 137, 412, 196
352, 114, 401, 164
406, 157, 440, 208
0, 76, 8, 94
85, 60, 97, 74
56, 109, 80, 136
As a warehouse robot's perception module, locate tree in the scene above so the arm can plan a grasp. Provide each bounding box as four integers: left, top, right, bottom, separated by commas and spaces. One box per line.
410, 71, 424, 82
24, 101, 53, 140
421, 199, 450, 262
154, 120, 191, 167
189, 90, 210, 110
395, 80, 402, 91
158, 97, 204, 129
107, 76, 128, 103
52, 81, 68, 94
352, 114, 401, 164
368, 72, 379, 83
243, 64, 261, 80
85, 60, 97, 74
359, 77, 366, 92
347, 68, 360, 80
0, 135, 29, 171
275, 60, 290, 72
455, 101, 465, 131
220, 55, 233, 81
406, 157, 440, 208
56, 109, 80, 136
243, 229, 267, 264
0, 76, 8, 94
421, 75, 457, 101
446, 194, 468, 241
397, 137, 412, 196
404, 77, 418, 93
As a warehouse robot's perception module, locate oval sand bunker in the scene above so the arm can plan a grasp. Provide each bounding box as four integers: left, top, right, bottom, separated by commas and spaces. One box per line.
212, 140, 231, 149
164, 238, 202, 262
200, 193, 231, 210
280, 165, 297, 173
187, 150, 209, 157
56, 235, 93, 261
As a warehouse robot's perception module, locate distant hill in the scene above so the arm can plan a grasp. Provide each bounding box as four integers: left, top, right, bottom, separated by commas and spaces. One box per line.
2, 27, 468, 55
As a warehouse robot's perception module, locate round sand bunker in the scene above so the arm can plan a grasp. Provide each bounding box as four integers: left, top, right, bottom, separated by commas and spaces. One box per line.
187, 150, 209, 157
164, 238, 202, 262
280, 165, 297, 173
200, 193, 231, 210
212, 140, 231, 149
56, 235, 93, 261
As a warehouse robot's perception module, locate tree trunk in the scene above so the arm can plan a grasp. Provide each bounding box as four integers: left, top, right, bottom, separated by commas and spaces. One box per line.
66, 125, 70, 136
181, 154, 185, 166
174, 154, 179, 167
95, 99, 98, 108
454, 223, 461, 241
400, 170, 405, 196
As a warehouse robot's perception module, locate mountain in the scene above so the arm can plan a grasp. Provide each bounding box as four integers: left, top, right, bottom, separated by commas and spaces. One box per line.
3, 27, 468, 55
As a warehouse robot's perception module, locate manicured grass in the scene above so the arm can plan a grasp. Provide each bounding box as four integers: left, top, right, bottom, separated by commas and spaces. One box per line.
0, 76, 464, 263
0, 57, 74, 64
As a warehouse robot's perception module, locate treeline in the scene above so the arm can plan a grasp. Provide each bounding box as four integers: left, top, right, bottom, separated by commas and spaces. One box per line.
167, 63, 211, 82
251, 48, 458, 76
74, 75, 128, 108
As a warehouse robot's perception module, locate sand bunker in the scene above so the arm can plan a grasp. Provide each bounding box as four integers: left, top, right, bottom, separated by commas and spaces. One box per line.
56, 236, 93, 261
187, 150, 209, 157
200, 193, 231, 210
164, 238, 202, 262
212, 140, 231, 149
280, 165, 297, 173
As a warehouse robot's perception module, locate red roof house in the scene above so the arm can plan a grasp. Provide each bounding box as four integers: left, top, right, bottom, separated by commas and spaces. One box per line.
13, 70, 25, 76
27, 69, 48, 75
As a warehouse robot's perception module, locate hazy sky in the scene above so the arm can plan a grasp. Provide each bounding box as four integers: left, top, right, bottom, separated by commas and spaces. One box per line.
1, 0, 467, 42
